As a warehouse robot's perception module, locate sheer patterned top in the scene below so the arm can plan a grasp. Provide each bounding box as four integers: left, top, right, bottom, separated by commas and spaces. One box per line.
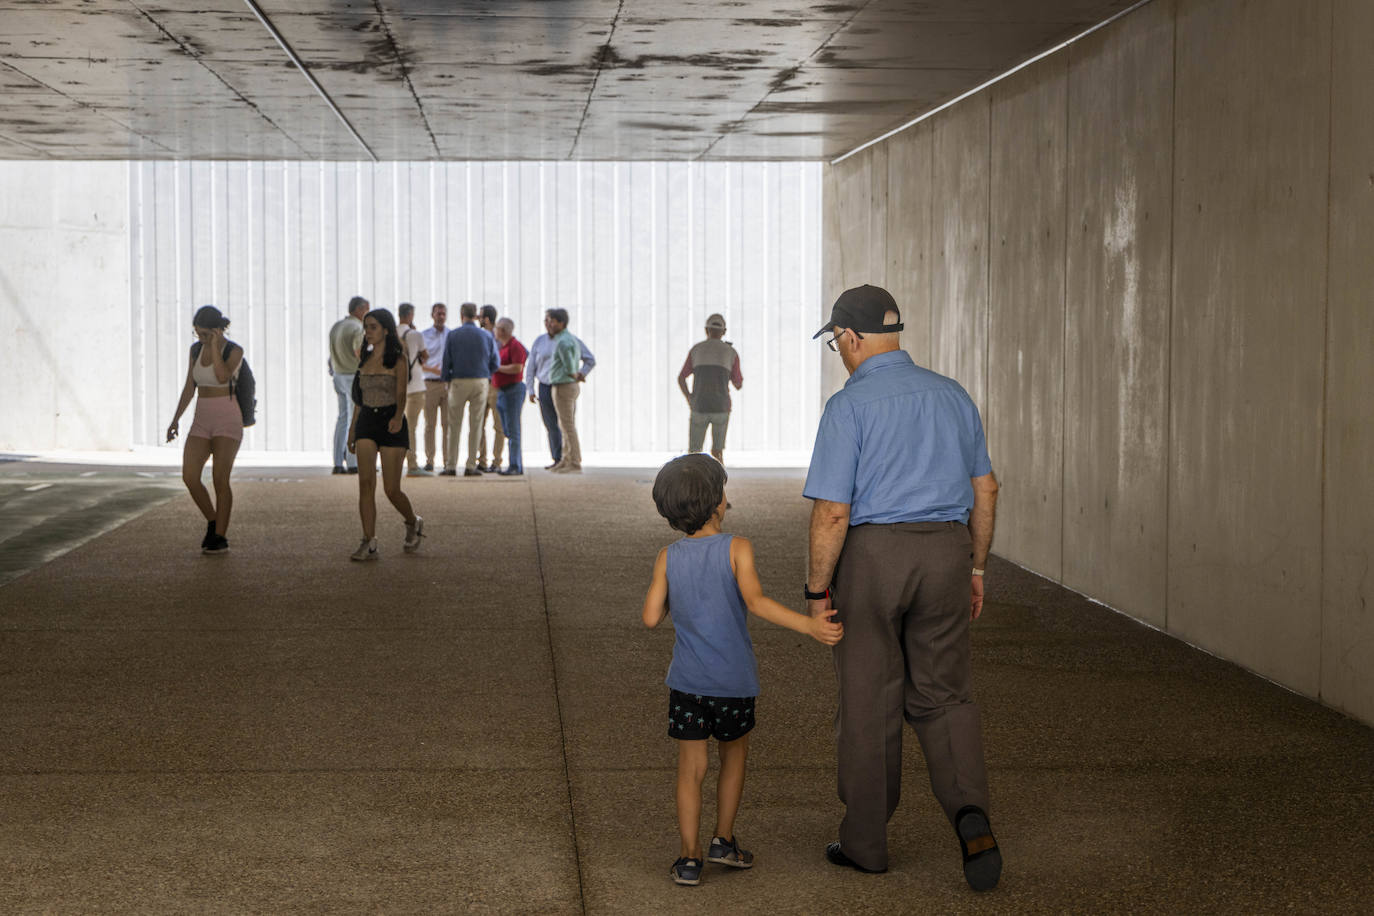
356, 372, 398, 408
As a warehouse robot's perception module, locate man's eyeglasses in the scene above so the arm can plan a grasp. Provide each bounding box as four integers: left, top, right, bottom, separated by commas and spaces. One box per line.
824, 328, 863, 352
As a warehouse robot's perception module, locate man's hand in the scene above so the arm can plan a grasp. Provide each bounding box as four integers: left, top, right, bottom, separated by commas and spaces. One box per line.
971, 575, 985, 620
574, 372, 586, 383
529, 393, 537, 404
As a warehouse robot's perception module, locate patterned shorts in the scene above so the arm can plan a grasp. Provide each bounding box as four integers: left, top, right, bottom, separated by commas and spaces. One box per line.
668, 689, 756, 742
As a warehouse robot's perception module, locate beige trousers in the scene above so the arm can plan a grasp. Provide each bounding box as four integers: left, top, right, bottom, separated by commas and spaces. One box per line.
552, 382, 581, 469
446, 378, 488, 472
478, 382, 505, 467
404, 390, 426, 469
423, 379, 449, 468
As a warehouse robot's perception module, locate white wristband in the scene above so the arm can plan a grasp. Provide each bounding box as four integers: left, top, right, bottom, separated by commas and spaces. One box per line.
972, 568, 985, 577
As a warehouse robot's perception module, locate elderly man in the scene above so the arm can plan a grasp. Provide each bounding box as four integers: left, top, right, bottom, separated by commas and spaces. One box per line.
678, 312, 743, 464
525, 310, 596, 469
328, 295, 368, 474
419, 303, 451, 472
491, 317, 528, 475
439, 302, 499, 477
804, 284, 1002, 891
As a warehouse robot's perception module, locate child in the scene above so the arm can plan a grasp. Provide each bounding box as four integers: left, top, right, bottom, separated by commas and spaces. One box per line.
642, 454, 843, 886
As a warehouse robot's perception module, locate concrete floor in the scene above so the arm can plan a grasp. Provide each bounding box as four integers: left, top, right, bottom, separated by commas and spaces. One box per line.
0, 465, 1370, 914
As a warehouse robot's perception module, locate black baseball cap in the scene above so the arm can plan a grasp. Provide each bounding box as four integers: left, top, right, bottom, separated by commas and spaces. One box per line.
813, 284, 903, 339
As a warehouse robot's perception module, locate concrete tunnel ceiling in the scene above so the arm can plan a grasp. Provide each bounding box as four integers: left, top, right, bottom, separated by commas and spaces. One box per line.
0, 0, 1142, 161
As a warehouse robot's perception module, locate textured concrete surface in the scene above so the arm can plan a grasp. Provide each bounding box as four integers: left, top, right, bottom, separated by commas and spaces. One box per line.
987, 55, 1068, 581
930, 93, 990, 415
1, 464, 1372, 913
0, 0, 1142, 161
1169, 0, 1330, 696
1062, 0, 1174, 629
1322, 0, 1374, 725
0, 162, 130, 452
883, 120, 934, 365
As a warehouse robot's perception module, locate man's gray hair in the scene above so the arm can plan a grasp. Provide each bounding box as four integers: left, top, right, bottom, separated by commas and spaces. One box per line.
496, 317, 514, 332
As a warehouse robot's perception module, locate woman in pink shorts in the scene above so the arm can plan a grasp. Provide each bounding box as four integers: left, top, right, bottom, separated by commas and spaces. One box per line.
165, 305, 244, 555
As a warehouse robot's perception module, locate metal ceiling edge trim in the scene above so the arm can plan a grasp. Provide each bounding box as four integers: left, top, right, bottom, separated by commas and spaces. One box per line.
241, 0, 378, 162
830, 0, 1158, 165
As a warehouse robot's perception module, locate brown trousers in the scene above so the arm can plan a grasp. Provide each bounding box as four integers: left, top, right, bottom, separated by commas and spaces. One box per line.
831, 521, 990, 872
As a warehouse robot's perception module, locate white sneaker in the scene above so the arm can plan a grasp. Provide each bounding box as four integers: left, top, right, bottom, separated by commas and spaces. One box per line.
404, 517, 425, 552
350, 537, 379, 561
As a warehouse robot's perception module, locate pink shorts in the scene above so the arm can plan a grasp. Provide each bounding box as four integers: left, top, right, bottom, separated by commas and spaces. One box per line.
188, 395, 244, 441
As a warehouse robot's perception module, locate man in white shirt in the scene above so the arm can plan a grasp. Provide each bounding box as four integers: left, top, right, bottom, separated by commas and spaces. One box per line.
419, 303, 451, 472
398, 303, 431, 476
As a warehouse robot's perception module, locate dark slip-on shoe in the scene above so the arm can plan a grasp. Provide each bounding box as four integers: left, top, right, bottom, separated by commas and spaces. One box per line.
825, 842, 886, 874
954, 805, 1002, 892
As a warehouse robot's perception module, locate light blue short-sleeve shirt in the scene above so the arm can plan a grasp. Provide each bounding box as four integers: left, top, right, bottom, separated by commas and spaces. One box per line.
803, 350, 992, 526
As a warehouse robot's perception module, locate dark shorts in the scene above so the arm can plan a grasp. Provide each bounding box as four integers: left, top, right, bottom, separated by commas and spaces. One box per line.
356, 404, 410, 449
668, 689, 756, 742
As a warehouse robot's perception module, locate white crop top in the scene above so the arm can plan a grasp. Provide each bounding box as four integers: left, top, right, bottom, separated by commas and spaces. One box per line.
192, 347, 235, 387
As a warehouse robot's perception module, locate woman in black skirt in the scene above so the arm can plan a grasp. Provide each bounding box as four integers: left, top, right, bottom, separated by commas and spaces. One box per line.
347, 308, 424, 560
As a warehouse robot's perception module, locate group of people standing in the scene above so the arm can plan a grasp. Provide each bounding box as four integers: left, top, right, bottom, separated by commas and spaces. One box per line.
329, 299, 594, 480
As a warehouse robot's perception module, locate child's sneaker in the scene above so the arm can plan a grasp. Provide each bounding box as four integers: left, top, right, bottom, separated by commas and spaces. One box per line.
707, 835, 754, 869
669, 857, 703, 886
350, 537, 379, 561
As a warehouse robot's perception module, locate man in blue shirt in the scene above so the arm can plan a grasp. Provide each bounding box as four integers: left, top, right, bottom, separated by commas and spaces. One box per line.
525, 310, 596, 469
439, 302, 499, 477
804, 285, 1003, 891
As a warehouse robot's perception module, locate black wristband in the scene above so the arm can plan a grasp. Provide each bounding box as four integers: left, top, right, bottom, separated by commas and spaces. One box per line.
803, 584, 830, 601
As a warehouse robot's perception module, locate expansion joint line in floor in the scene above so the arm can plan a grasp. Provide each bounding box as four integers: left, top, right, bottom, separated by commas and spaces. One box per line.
527, 481, 588, 914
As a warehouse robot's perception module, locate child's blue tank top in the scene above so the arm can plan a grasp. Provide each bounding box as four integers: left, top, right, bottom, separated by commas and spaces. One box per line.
664, 533, 760, 698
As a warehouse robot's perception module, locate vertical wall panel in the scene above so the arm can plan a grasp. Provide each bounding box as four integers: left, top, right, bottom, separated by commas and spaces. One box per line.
884, 121, 933, 365
1323, 0, 1374, 723
1170, 0, 1330, 696
988, 57, 1068, 580
129, 160, 822, 459
1063, 0, 1174, 627
930, 97, 991, 417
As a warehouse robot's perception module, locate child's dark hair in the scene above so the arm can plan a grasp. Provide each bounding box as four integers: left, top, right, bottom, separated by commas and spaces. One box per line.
652, 454, 728, 535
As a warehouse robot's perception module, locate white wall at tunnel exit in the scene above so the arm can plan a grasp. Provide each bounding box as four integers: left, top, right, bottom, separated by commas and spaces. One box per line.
0, 162, 130, 453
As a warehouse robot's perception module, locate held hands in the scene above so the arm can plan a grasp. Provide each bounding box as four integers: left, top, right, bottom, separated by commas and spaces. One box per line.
809, 609, 844, 646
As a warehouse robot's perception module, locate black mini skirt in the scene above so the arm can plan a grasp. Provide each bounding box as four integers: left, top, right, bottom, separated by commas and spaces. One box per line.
355, 403, 410, 449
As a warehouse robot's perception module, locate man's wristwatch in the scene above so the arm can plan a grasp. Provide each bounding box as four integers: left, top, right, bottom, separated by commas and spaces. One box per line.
804, 583, 831, 601
972, 568, 985, 577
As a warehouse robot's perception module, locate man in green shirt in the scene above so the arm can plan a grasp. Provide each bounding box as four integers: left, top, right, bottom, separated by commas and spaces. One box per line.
547, 308, 584, 473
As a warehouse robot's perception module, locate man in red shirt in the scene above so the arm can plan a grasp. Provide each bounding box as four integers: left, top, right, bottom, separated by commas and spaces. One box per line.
492, 317, 528, 475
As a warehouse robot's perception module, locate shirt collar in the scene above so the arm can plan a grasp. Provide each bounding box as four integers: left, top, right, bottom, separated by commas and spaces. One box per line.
844, 349, 912, 387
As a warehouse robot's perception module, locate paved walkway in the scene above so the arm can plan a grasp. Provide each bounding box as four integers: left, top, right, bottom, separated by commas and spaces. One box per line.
0, 466, 1369, 913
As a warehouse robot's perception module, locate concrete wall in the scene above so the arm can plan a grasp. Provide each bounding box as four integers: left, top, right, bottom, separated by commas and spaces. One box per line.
0, 162, 130, 452
822, 0, 1374, 726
